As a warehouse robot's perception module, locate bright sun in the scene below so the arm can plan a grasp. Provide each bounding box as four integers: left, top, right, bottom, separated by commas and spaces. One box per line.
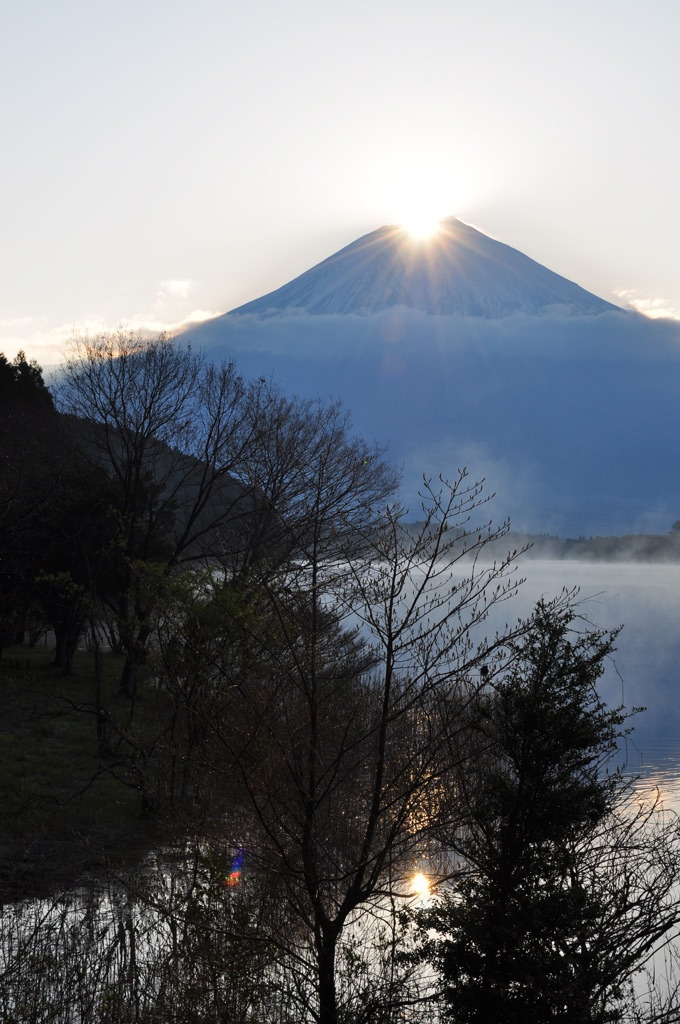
400, 215, 443, 242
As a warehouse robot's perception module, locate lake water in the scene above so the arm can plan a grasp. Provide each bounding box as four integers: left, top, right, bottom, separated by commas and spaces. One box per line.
3, 557, 679, 1015
498, 559, 680, 809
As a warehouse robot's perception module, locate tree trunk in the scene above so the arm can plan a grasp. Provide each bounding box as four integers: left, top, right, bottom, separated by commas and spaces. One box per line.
90, 621, 112, 756
118, 626, 151, 698
62, 633, 78, 675
53, 625, 66, 669
317, 931, 338, 1024
119, 655, 139, 698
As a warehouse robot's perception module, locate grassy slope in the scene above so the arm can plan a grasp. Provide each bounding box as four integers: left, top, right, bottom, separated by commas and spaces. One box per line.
0, 644, 160, 899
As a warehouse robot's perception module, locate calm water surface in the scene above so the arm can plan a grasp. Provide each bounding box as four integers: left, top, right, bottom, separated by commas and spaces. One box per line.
504, 559, 680, 808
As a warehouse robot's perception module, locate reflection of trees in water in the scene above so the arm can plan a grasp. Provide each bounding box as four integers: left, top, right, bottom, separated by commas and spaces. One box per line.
0, 850, 296, 1023
0, 846, 440, 1023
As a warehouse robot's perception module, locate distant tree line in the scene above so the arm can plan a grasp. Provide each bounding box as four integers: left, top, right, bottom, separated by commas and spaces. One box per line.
497, 531, 680, 563
2, 333, 680, 1023
403, 524, 680, 563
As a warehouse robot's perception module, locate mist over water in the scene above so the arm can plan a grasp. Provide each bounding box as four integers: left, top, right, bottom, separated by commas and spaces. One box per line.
490, 559, 680, 805
355, 554, 680, 799
185, 308, 680, 535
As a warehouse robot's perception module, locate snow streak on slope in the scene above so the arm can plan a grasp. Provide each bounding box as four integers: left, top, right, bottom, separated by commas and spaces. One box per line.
228, 218, 621, 319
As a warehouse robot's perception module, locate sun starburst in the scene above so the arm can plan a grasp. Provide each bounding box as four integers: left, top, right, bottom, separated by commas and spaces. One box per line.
400, 216, 443, 242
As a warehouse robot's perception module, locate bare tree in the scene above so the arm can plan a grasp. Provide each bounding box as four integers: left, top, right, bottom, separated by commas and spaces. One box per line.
56, 332, 527, 1019
53, 330, 401, 827
57, 331, 399, 696
156, 471, 522, 1024
57, 332, 247, 692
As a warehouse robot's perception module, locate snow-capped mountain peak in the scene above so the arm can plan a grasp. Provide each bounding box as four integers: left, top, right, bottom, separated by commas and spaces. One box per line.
228, 217, 621, 318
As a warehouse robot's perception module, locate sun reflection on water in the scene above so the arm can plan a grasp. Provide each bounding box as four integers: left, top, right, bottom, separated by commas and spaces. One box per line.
411, 871, 430, 898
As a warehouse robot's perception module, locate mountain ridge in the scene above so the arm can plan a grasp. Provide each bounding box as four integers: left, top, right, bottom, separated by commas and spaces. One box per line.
228, 217, 622, 319
179, 220, 680, 536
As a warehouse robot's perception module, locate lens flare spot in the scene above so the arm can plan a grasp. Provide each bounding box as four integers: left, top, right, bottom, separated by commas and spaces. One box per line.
224, 849, 244, 887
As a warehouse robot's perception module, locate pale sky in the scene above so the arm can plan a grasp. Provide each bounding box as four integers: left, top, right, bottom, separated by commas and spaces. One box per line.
2, 0, 679, 365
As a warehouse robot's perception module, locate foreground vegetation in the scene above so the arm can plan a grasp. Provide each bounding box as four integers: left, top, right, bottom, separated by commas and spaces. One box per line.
0, 643, 166, 898
2, 338, 680, 1023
